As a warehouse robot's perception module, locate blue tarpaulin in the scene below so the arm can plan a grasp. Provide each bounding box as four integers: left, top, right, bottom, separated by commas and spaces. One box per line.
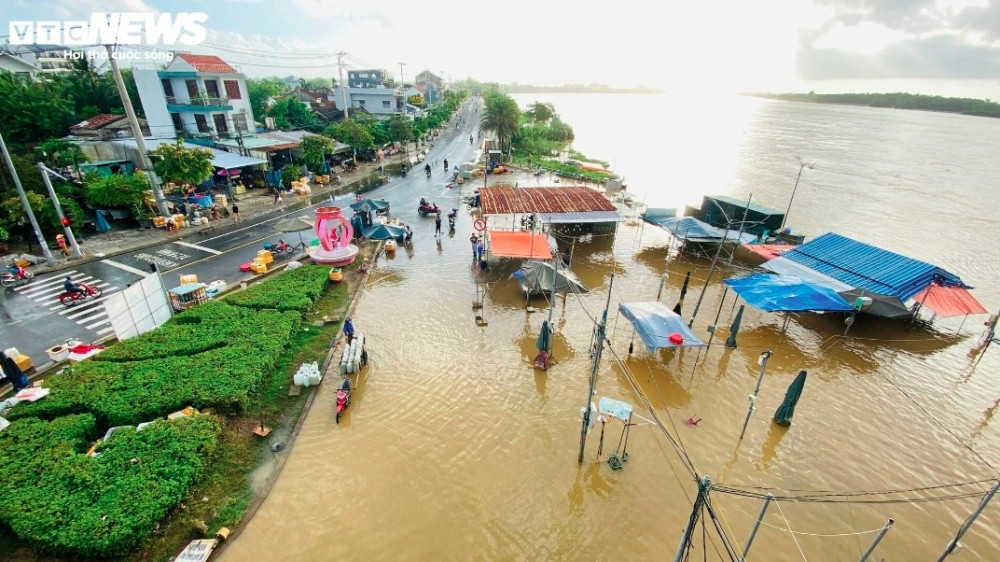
641, 214, 757, 244
723, 273, 855, 312
618, 302, 706, 353
94, 210, 111, 233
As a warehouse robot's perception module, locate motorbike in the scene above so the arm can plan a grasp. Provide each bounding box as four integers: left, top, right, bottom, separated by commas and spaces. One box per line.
59, 282, 102, 307
418, 202, 441, 217
470, 136, 474, 144
335, 378, 352, 423
264, 240, 295, 255
425, 167, 432, 178
0, 266, 33, 288
443, 161, 449, 172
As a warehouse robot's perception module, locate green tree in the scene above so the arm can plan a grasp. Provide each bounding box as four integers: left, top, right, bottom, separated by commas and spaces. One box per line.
0, 74, 76, 147
300, 77, 331, 90
151, 140, 214, 190
35, 140, 89, 171
267, 97, 317, 130
386, 115, 414, 144
281, 164, 304, 182
247, 77, 288, 124
480, 92, 520, 155
526, 102, 554, 122
55, 57, 121, 119
299, 134, 336, 171
4, 191, 83, 235
324, 119, 374, 153
85, 172, 150, 218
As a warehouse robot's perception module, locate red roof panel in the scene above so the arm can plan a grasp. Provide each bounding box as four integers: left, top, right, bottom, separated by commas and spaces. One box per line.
479, 186, 616, 215
176, 53, 237, 74
70, 113, 126, 130
911, 284, 988, 317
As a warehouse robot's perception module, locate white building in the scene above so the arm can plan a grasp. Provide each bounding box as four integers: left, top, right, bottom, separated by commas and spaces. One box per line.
334, 86, 400, 116
133, 53, 255, 141
0, 51, 41, 80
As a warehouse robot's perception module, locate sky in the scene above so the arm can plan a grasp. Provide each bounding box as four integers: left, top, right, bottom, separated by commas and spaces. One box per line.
3, 0, 1000, 98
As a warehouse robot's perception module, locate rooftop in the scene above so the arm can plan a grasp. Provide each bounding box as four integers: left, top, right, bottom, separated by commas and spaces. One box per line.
70, 114, 127, 130
479, 186, 617, 215
173, 53, 237, 74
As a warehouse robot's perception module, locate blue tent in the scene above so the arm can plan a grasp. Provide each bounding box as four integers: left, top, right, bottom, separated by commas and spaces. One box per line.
618, 302, 706, 353
723, 273, 855, 313
641, 213, 757, 244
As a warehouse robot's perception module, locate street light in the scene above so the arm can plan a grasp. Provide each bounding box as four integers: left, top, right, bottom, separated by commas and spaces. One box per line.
780, 158, 815, 230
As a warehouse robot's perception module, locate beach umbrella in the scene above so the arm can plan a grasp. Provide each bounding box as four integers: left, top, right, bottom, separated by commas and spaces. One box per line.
350, 198, 390, 213
362, 223, 406, 242
773, 370, 807, 426
537, 320, 551, 352
725, 304, 745, 348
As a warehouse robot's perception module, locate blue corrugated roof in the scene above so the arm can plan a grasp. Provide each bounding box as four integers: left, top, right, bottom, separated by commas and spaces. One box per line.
642, 215, 757, 244
779, 233, 968, 301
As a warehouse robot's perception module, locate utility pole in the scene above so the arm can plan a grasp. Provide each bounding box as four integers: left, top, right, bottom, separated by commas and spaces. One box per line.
674, 475, 711, 562
937, 479, 1000, 561
578, 274, 614, 463
37, 163, 83, 258
105, 44, 170, 217
689, 199, 733, 328
780, 158, 814, 230
336, 51, 349, 120
0, 132, 55, 265
738, 350, 772, 441
398, 62, 406, 115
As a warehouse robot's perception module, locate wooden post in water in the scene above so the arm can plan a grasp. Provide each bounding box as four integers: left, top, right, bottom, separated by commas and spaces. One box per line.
738, 350, 772, 441
578, 274, 613, 463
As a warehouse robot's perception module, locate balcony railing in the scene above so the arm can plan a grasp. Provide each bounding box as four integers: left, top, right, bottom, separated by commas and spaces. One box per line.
166, 96, 231, 107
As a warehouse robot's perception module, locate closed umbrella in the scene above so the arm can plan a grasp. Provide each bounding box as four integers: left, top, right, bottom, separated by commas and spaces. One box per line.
773, 370, 807, 426
537, 320, 551, 352
674, 271, 691, 314
725, 304, 744, 348
362, 223, 406, 241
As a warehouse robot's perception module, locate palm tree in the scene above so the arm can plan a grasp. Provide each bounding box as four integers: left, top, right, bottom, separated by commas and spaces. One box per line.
479, 93, 520, 156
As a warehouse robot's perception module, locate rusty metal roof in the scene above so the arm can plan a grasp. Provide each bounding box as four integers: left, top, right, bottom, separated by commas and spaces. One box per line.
70, 114, 127, 130
479, 186, 616, 215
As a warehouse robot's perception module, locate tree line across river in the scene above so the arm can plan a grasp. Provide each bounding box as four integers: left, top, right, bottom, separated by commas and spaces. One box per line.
754, 91, 1000, 118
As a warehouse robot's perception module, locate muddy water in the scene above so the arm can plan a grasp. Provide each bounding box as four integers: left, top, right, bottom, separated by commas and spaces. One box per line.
222, 97, 1000, 561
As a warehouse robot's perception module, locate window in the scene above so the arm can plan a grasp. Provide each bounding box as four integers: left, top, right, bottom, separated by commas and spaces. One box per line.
357, 99, 366, 108
194, 114, 209, 133
162, 79, 174, 97
382, 100, 390, 108
185, 80, 199, 98
204, 80, 220, 99
171, 113, 183, 131
224, 80, 241, 100
213, 114, 229, 134
233, 113, 248, 132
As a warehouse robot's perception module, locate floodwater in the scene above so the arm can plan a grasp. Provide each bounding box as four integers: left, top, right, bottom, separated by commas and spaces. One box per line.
221, 95, 1000, 561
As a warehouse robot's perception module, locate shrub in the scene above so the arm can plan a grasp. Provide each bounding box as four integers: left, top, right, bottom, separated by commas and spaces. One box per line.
224, 264, 330, 312
0, 414, 220, 557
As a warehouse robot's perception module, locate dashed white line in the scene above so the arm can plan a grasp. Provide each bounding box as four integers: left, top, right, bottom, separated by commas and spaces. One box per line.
174, 241, 223, 255
101, 259, 153, 277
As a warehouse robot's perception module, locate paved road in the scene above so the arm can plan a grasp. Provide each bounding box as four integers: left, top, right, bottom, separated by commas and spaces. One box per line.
0, 100, 483, 365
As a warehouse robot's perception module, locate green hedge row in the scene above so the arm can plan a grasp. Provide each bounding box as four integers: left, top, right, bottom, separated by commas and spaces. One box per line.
223, 264, 331, 312
0, 414, 220, 558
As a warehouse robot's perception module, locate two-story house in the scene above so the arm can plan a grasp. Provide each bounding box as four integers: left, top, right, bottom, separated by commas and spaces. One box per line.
415, 70, 443, 104
133, 53, 256, 141
348, 69, 389, 89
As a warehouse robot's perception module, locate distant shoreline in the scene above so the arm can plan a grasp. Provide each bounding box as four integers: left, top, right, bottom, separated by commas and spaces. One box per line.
502, 86, 662, 94
749, 92, 1000, 119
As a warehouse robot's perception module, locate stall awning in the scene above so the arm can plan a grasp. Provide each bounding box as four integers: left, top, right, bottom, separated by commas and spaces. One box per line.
911, 284, 988, 317
618, 302, 706, 353
742, 244, 795, 261
488, 231, 552, 259
211, 151, 266, 169
642, 215, 757, 244
723, 273, 855, 313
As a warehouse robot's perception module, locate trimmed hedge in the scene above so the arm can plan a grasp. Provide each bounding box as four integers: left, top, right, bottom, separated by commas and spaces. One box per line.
223, 264, 331, 312
0, 414, 220, 558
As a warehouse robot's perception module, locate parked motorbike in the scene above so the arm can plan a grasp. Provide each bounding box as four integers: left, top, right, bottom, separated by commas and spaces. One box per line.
417, 202, 441, 217
0, 266, 33, 288
335, 378, 352, 423
58, 282, 102, 307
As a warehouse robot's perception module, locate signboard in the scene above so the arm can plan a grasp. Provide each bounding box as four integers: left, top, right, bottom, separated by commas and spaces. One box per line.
175, 539, 217, 562
106, 273, 172, 341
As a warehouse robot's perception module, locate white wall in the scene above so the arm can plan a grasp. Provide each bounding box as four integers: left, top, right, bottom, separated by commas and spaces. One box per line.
133, 69, 174, 138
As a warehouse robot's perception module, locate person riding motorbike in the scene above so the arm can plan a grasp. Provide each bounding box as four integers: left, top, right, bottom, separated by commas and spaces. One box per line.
424, 163, 431, 174
64, 275, 84, 296
420, 197, 428, 208
470, 136, 473, 144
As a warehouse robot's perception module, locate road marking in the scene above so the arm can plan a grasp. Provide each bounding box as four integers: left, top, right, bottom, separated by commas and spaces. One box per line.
102, 259, 153, 277
174, 241, 223, 255
96, 326, 115, 335
56, 289, 119, 316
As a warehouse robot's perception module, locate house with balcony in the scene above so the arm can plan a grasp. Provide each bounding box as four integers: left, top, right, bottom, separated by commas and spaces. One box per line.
415, 70, 443, 104
348, 69, 390, 89
133, 53, 255, 142
333, 86, 400, 116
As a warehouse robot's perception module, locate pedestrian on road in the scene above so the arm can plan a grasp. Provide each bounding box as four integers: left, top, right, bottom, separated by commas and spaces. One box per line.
274, 189, 282, 204
469, 233, 478, 259
343, 316, 355, 343
232, 203, 241, 222
435, 215, 442, 237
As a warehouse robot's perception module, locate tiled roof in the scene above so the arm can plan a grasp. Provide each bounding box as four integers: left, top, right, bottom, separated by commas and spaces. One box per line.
70, 114, 126, 130
480, 186, 617, 215
175, 53, 236, 73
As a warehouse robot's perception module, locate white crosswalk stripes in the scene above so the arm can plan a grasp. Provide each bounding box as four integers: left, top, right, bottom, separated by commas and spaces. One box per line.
12, 271, 120, 334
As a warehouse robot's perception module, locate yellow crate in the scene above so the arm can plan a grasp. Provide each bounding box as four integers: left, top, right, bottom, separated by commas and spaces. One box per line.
250, 262, 267, 274
13, 354, 33, 372
257, 250, 273, 264
179, 274, 198, 284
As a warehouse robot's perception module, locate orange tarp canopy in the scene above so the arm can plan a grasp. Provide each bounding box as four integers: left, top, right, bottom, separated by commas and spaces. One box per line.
913, 284, 988, 317
488, 231, 553, 259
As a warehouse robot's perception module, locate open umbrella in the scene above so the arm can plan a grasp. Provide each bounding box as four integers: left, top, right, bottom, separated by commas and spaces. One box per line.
350, 198, 390, 213
362, 223, 406, 241
725, 304, 744, 348
773, 370, 807, 426
537, 320, 551, 352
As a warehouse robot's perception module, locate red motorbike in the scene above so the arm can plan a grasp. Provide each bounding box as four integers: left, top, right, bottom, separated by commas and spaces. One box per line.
59, 282, 102, 307
0, 266, 33, 288
417, 202, 441, 217
335, 378, 352, 423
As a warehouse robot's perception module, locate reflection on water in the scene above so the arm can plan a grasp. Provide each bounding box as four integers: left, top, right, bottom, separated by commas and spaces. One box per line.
222, 99, 1000, 561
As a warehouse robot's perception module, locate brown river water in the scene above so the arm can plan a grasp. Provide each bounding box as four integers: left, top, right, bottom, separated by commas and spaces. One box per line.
221, 95, 1000, 561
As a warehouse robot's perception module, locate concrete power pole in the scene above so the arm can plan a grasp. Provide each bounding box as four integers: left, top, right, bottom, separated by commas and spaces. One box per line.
398, 62, 406, 114
0, 132, 55, 265
336, 51, 349, 120
105, 44, 170, 217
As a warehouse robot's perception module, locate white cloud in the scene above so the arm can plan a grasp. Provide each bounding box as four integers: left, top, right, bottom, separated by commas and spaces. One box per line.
813, 21, 909, 54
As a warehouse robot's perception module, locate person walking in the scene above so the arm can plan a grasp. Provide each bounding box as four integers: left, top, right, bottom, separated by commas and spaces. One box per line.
434, 215, 442, 237
469, 233, 478, 259
231, 203, 241, 222
343, 316, 355, 343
